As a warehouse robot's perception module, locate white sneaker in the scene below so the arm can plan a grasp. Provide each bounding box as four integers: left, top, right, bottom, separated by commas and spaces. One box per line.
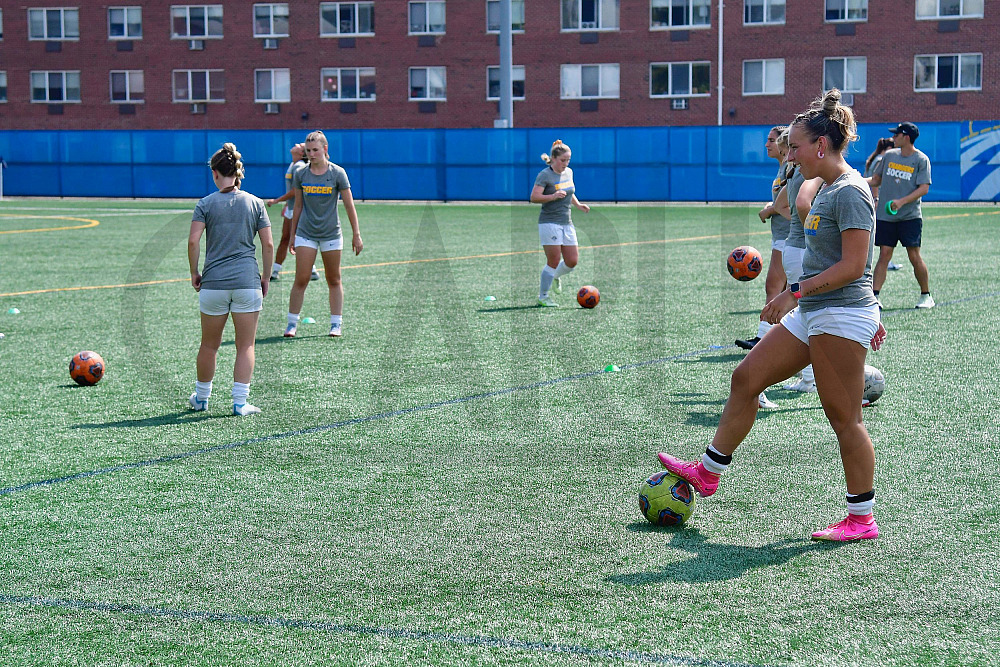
783, 379, 817, 393
552, 277, 562, 294
915, 294, 935, 309
537, 296, 559, 308
233, 402, 261, 416
269, 272, 279, 282
283, 323, 297, 338
310, 267, 320, 281
887, 261, 902, 271
189, 393, 208, 411
329, 323, 342, 337
758, 393, 778, 410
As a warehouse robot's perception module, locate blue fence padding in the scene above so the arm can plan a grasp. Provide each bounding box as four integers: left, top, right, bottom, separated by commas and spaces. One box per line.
0, 123, 988, 201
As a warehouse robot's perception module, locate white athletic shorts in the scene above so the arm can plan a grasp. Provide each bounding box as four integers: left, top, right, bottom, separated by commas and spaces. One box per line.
199, 288, 263, 315
282, 204, 293, 220
771, 239, 786, 252
780, 304, 881, 349
782, 245, 805, 284
294, 235, 343, 252
539, 223, 578, 247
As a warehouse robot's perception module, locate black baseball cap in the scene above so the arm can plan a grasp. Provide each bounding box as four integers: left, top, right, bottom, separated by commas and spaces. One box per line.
888, 122, 919, 141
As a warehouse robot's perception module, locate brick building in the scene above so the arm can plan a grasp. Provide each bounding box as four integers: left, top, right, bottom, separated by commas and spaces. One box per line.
0, 0, 995, 130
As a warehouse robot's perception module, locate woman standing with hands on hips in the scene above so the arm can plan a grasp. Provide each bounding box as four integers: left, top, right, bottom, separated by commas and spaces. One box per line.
657, 90, 887, 542
284, 131, 363, 338
530, 140, 590, 307
188, 142, 273, 416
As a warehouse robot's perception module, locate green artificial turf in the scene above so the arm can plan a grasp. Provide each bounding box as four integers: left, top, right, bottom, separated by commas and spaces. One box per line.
0, 199, 998, 666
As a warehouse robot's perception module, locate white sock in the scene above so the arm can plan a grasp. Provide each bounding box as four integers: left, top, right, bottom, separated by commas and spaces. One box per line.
553, 260, 574, 279
330, 314, 342, 326
701, 445, 731, 474
232, 381, 250, 406
272, 262, 282, 273
756, 320, 773, 339
801, 364, 815, 383
539, 265, 557, 299
846, 491, 875, 516
287, 312, 299, 327
195, 380, 212, 401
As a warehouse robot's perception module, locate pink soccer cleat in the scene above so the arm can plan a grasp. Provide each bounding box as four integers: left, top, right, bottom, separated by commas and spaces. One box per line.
656, 453, 721, 497
811, 514, 879, 541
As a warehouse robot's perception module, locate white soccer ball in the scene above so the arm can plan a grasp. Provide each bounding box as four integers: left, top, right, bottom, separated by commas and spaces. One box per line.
863, 365, 885, 405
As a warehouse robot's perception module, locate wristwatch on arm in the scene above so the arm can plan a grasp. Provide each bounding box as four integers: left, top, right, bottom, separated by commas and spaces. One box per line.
790, 282, 802, 299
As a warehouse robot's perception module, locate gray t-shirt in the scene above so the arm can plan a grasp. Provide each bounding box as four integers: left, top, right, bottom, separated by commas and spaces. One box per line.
769, 161, 790, 244
863, 154, 883, 179
292, 162, 352, 241
784, 166, 807, 249
193, 189, 271, 291
798, 170, 878, 313
874, 148, 931, 221
534, 166, 575, 225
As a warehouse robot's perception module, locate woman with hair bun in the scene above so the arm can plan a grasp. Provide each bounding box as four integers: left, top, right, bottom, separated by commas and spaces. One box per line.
657, 90, 887, 542
529, 140, 590, 307
188, 142, 274, 416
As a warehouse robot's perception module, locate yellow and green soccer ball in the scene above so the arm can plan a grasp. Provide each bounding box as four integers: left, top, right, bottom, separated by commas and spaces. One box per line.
638, 471, 696, 526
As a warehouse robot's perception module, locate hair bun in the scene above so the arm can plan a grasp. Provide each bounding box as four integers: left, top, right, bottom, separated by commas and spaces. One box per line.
822, 89, 841, 113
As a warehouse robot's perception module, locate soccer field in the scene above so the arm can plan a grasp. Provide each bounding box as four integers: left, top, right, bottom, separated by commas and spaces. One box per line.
1, 199, 998, 666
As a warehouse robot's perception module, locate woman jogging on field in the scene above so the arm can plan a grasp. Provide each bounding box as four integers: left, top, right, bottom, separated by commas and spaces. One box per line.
188, 142, 273, 416
657, 90, 887, 542
530, 140, 590, 307
284, 130, 363, 338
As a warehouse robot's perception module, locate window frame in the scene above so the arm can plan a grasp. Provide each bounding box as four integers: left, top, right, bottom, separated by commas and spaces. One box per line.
109, 70, 144, 103
108, 6, 142, 40
486, 65, 526, 100
822, 56, 867, 94
650, 0, 711, 30
913, 52, 982, 92
408, 1, 446, 35
320, 67, 377, 101
254, 3, 289, 38
562, 0, 620, 32
0, 71, 7, 103
649, 61, 711, 98
320, 2, 375, 37
172, 69, 226, 102
1, 8, 4, 41
30, 70, 81, 103
824, 0, 867, 23
170, 5, 224, 39
408, 66, 447, 101
254, 68, 291, 103
27, 7, 80, 41
915, 0, 983, 19
486, 0, 525, 33
743, 0, 785, 25
742, 58, 785, 96
560, 63, 620, 100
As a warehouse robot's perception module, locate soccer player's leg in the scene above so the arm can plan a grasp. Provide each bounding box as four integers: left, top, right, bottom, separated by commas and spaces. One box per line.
321, 245, 344, 337
285, 240, 318, 337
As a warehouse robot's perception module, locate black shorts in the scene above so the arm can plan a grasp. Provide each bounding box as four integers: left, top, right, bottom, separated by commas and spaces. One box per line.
875, 218, 922, 248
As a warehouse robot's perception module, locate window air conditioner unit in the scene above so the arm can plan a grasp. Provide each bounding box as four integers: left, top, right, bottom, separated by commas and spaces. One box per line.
264, 103, 280, 114
190, 103, 206, 114
189, 39, 204, 50
263, 38, 279, 49
671, 98, 689, 110
841, 92, 855, 106
580, 21, 597, 29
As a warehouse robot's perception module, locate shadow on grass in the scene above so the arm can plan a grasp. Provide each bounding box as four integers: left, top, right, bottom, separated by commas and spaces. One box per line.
681, 404, 824, 429
70, 410, 227, 429
220, 334, 329, 347
727, 309, 762, 316
477, 304, 565, 313
610, 526, 835, 583
677, 353, 745, 364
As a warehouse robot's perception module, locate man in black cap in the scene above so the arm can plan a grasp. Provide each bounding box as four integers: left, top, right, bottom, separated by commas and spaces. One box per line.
866, 122, 934, 309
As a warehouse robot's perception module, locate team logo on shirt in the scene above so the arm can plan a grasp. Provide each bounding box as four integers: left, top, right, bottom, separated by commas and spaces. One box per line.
804, 213, 820, 236
885, 162, 914, 183
302, 185, 334, 195
555, 180, 574, 191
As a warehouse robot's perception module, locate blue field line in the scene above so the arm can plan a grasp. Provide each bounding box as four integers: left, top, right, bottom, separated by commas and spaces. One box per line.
0, 345, 726, 499
0, 594, 770, 667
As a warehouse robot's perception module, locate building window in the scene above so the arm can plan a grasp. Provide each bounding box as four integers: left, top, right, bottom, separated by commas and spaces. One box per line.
255, 69, 290, 102
825, 0, 866, 22
1, 8, 6, 40
110, 70, 144, 102
108, 7, 142, 39
409, 1, 445, 34
409, 66, 446, 100
487, 66, 525, 100
650, 0, 710, 28
254, 4, 289, 37
28, 8, 80, 40
562, 0, 619, 30
744, 0, 784, 24
321, 67, 376, 101
320, 2, 374, 36
171, 5, 223, 38
915, 53, 982, 91
650, 62, 710, 97
823, 57, 866, 93
742, 59, 784, 95
916, 0, 983, 19
31, 71, 81, 102
487, 0, 525, 32
0, 72, 7, 102
172, 69, 225, 102
560, 64, 619, 99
